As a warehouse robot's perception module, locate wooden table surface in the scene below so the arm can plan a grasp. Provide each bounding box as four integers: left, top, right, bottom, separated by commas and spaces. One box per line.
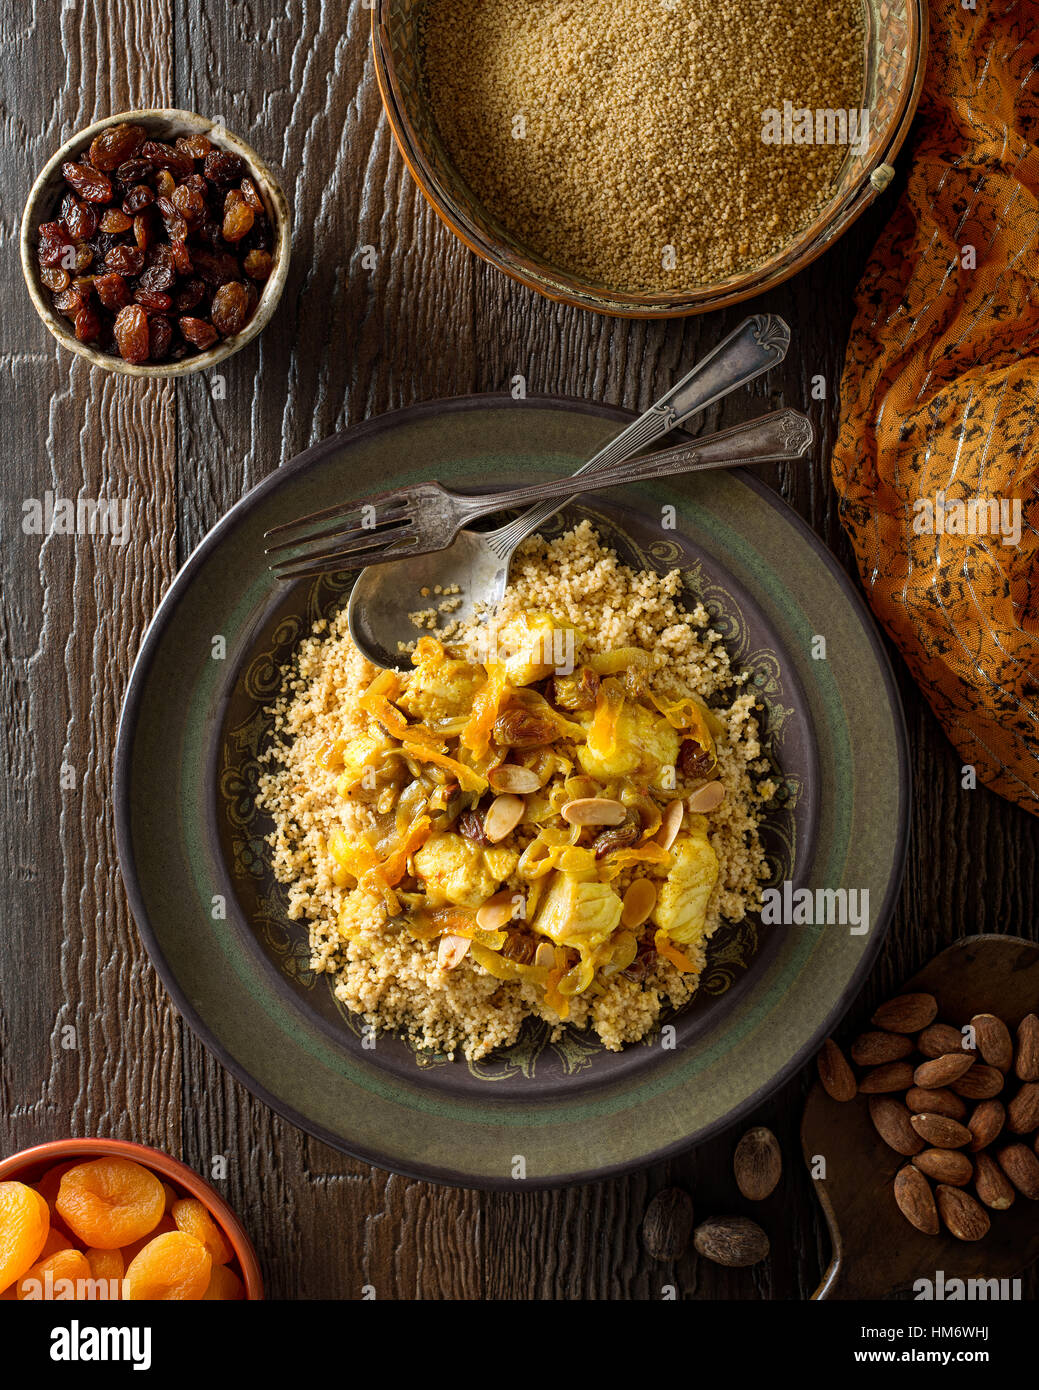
2, 2, 1037, 1301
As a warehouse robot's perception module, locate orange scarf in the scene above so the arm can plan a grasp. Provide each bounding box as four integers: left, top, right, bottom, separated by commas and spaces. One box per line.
833, 0, 1039, 816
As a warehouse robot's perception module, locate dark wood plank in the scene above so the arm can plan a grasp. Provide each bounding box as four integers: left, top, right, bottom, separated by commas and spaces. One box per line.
0, 0, 182, 1174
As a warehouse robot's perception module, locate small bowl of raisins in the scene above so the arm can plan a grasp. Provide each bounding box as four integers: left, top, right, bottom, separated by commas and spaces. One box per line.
21, 109, 291, 375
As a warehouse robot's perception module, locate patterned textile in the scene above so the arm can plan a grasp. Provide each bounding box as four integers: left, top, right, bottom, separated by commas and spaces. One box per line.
832, 0, 1039, 815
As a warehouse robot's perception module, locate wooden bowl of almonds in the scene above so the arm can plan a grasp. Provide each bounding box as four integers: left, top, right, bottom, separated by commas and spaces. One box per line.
20, 109, 291, 376
804, 935, 1039, 1299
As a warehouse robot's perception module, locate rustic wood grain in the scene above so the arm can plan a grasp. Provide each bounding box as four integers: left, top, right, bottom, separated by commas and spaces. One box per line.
1, 0, 1036, 1302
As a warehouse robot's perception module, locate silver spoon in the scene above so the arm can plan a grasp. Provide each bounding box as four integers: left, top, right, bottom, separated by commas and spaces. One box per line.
347, 314, 790, 669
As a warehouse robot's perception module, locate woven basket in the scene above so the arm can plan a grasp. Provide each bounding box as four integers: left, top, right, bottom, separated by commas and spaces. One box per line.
373, 0, 928, 318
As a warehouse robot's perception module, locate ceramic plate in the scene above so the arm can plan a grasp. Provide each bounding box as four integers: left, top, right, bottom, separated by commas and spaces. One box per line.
115, 396, 910, 1188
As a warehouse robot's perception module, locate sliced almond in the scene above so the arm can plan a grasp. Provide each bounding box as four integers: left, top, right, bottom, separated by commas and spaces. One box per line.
488, 764, 541, 795
483, 793, 525, 843
655, 799, 685, 851
622, 879, 657, 930
561, 796, 627, 827
437, 934, 471, 971
686, 781, 725, 814
476, 891, 520, 932
534, 942, 555, 970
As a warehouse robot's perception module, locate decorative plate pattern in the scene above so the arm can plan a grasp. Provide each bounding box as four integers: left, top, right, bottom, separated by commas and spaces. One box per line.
217, 501, 801, 1079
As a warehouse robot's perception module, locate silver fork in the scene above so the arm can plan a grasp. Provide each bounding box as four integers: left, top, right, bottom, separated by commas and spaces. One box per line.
265, 409, 813, 581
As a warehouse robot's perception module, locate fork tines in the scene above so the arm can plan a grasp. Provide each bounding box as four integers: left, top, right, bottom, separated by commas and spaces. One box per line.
264, 498, 416, 580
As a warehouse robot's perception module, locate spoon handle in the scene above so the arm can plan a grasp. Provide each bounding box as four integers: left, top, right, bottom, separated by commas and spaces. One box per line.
453, 410, 813, 526
484, 313, 789, 562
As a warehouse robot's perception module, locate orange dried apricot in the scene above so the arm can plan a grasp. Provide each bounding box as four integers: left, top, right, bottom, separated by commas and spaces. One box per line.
35, 1162, 78, 1209
170, 1197, 232, 1265
125, 1231, 211, 1301
16, 1247, 91, 1299
0, 1181, 50, 1293
120, 1214, 176, 1265
161, 1182, 177, 1213
55, 1157, 165, 1249
38, 1225, 76, 1260
202, 1262, 244, 1300
85, 1247, 125, 1284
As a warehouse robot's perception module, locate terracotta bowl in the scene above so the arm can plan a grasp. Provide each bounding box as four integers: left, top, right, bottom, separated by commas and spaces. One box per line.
20, 109, 291, 376
0, 1137, 263, 1299
373, 0, 928, 318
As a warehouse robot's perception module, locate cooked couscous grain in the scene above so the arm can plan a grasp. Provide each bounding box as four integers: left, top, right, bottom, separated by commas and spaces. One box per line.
257, 524, 774, 1060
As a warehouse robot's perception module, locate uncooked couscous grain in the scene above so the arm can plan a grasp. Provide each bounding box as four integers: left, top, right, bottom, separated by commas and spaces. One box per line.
420, 0, 865, 292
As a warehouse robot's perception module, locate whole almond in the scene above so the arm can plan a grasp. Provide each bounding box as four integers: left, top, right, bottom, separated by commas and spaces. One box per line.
869, 1096, 924, 1157
893, 1164, 939, 1235
1007, 1082, 1039, 1136
1015, 1014, 1039, 1081
910, 1113, 972, 1149
974, 1151, 1015, 1210
918, 1023, 969, 1059
996, 1143, 1039, 1199
967, 1099, 1005, 1151
914, 1053, 975, 1089
733, 1127, 782, 1202
935, 1184, 990, 1241
970, 1013, 1013, 1072
641, 1187, 694, 1260
851, 1031, 914, 1066
693, 1216, 769, 1268
871, 992, 938, 1034
951, 1065, 1004, 1100
913, 1148, 974, 1186
816, 1038, 857, 1101
859, 1061, 916, 1094
906, 1087, 967, 1121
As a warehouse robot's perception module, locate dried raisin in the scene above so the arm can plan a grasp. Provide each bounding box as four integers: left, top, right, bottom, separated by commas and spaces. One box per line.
105, 245, 145, 275
172, 183, 206, 222
178, 317, 218, 349
138, 263, 175, 293
148, 315, 174, 359
243, 249, 273, 281
115, 157, 153, 185
74, 304, 101, 342
99, 208, 133, 234
113, 304, 150, 364
210, 281, 250, 336
239, 177, 264, 212
88, 123, 147, 171
40, 265, 70, 292
204, 150, 245, 184
172, 279, 204, 312
37, 222, 71, 267
222, 189, 254, 243
94, 272, 129, 310
175, 133, 211, 160
139, 140, 193, 178
61, 162, 112, 202
121, 184, 155, 215
61, 195, 98, 240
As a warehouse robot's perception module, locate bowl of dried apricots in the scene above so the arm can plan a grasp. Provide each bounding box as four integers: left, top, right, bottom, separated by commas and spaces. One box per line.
0, 1138, 262, 1301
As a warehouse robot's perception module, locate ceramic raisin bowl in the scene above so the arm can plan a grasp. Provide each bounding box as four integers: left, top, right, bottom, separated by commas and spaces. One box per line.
20, 109, 291, 378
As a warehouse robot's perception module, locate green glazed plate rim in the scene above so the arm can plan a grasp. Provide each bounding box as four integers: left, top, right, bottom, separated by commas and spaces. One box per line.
115, 394, 911, 1189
